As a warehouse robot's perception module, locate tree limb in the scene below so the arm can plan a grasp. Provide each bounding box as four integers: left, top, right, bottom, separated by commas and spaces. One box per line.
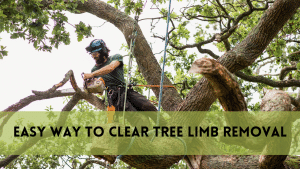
188, 58, 247, 111
74, 0, 182, 111
0, 70, 106, 134
235, 71, 300, 88
197, 46, 220, 59
0, 93, 82, 168
279, 66, 297, 80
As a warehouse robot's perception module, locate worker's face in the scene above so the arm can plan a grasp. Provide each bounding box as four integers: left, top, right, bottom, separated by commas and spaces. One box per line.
91, 52, 100, 61
91, 52, 106, 65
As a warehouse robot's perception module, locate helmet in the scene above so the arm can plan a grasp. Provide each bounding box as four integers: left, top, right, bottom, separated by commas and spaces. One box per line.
85, 39, 108, 54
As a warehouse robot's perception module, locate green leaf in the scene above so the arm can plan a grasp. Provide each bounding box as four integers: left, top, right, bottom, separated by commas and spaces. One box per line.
10, 33, 19, 39
34, 41, 38, 48
297, 62, 300, 70
77, 34, 83, 42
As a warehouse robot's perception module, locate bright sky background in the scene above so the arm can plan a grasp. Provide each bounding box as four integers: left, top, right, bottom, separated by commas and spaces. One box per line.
0, 1, 262, 112
0, 1, 194, 111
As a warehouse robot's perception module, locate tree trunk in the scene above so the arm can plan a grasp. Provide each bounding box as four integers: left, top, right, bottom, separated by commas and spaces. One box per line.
259, 89, 293, 169
75, 0, 182, 111
74, 0, 300, 168
3, 0, 299, 168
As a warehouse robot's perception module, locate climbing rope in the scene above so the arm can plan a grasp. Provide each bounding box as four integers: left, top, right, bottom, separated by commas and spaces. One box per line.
123, 15, 139, 125
117, 0, 184, 160
122, 0, 173, 125
157, 0, 172, 124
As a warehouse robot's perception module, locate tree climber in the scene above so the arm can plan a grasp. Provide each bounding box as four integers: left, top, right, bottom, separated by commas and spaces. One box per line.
83, 39, 166, 125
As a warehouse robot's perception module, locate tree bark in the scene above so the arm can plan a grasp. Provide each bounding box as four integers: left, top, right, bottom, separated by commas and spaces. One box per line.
2, 0, 300, 168
74, 0, 300, 168
259, 89, 293, 169
75, 0, 182, 112
0, 93, 82, 168
188, 58, 247, 111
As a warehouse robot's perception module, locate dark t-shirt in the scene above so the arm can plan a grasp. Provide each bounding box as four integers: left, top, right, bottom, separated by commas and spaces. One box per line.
91, 54, 125, 87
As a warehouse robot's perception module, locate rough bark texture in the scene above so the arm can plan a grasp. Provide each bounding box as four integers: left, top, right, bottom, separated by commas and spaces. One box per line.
75, 0, 182, 112
2, 0, 300, 168
0, 70, 107, 168
259, 89, 293, 169
188, 58, 247, 111
177, 0, 300, 111
187, 58, 249, 168
0, 94, 82, 168
73, 0, 300, 168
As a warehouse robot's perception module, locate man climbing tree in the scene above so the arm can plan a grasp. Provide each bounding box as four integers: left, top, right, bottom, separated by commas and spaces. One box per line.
1, 0, 300, 168
83, 39, 165, 125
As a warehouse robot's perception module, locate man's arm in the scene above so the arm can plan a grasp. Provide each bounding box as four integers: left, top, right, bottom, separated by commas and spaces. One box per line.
83, 61, 120, 79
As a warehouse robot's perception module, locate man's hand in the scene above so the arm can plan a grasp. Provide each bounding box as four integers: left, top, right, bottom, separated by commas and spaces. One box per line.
83, 73, 94, 80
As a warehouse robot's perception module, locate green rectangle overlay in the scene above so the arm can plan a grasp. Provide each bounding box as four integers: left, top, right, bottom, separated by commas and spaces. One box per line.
0, 111, 299, 155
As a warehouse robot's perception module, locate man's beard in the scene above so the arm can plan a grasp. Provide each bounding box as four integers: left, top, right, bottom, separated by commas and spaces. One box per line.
95, 56, 106, 65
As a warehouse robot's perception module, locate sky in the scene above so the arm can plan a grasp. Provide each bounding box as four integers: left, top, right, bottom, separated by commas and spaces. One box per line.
0, 1, 261, 112
0, 1, 184, 111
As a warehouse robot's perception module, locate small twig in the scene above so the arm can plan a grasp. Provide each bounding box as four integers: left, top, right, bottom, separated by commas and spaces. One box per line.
255, 59, 275, 75
259, 73, 280, 76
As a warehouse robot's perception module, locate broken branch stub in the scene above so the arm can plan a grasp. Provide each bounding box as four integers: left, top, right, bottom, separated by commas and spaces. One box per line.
189, 58, 247, 111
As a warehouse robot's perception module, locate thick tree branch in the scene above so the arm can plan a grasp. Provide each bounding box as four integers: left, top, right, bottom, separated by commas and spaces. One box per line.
279, 66, 297, 80
2, 90, 75, 113
189, 58, 247, 111
32, 70, 79, 96
7, 0, 300, 168
176, 0, 300, 120
1, 70, 106, 134
235, 71, 300, 88
74, 0, 182, 111
0, 93, 82, 168
258, 89, 292, 169
223, 39, 231, 51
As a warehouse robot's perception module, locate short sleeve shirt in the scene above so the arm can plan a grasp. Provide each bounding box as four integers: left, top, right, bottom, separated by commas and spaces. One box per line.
91, 54, 125, 87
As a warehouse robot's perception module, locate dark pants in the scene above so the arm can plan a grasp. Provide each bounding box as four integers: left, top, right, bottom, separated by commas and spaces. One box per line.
107, 87, 167, 126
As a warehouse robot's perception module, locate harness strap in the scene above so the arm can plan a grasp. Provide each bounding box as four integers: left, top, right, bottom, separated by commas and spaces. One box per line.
107, 89, 114, 106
